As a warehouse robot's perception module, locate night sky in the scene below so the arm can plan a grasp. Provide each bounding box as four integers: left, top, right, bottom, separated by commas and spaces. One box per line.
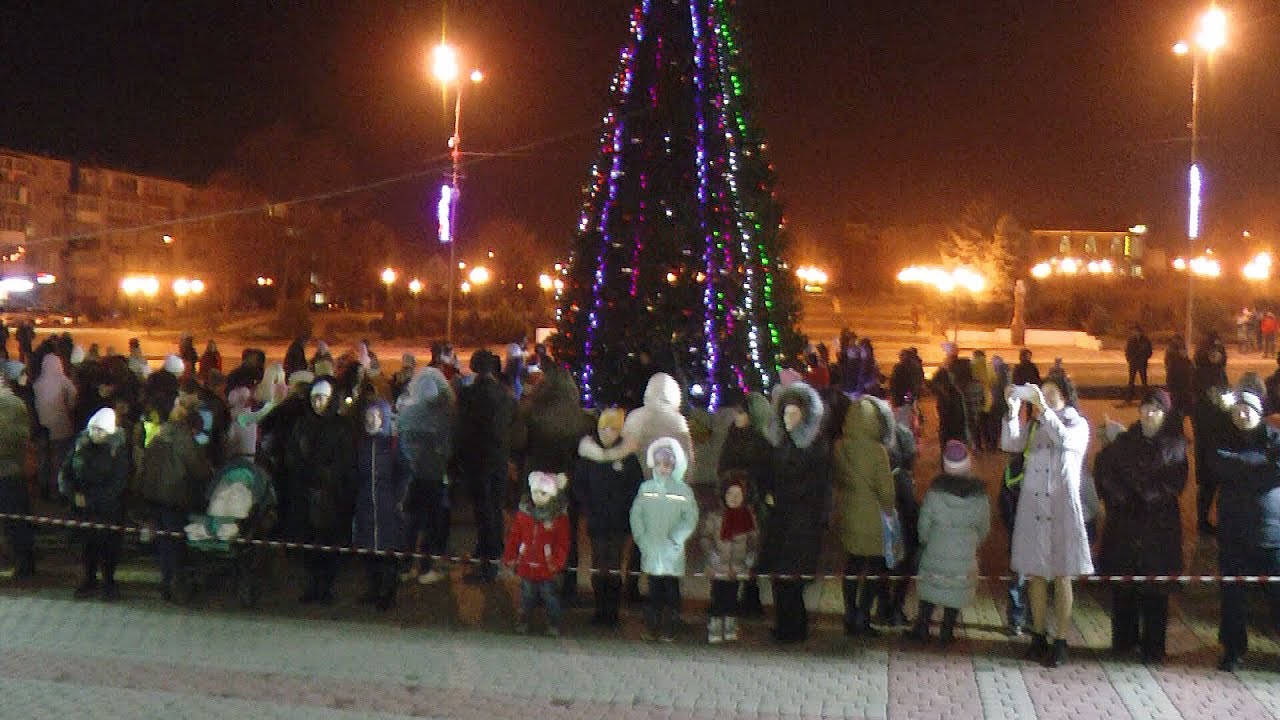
4, 1, 1279, 257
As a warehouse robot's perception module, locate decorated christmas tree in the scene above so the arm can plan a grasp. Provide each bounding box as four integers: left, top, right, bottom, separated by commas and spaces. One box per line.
553, 0, 804, 409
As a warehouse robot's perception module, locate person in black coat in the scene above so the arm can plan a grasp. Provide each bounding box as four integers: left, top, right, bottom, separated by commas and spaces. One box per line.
1164, 340, 1195, 418
1193, 332, 1229, 398
878, 411, 920, 626
1206, 388, 1280, 672
283, 377, 356, 605
757, 382, 830, 644
256, 375, 312, 537
1094, 389, 1187, 664
1191, 383, 1233, 535
931, 367, 970, 450
60, 408, 131, 601
224, 348, 266, 399
573, 408, 643, 627
455, 349, 517, 584
1011, 349, 1042, 386
1124, 326, 1154, 402
513, 364, 591, 601
283, 336, 309, 379
352, 399, 409, 611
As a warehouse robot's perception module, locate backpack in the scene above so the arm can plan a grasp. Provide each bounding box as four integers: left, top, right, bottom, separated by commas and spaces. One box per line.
138, 429, 196, 510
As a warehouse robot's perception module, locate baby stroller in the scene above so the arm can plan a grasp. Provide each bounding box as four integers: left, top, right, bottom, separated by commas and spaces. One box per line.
173, 458, 277, 607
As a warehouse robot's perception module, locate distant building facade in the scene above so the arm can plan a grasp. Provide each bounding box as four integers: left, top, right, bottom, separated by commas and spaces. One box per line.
1028, 227, 1146, 278
0, 146, 207, 309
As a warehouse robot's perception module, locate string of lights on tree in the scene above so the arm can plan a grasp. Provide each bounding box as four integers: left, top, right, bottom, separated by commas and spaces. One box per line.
553, 0, 803, 409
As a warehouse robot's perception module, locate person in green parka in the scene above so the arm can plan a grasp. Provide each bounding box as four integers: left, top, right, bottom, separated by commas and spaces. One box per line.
834, 396, 897, 636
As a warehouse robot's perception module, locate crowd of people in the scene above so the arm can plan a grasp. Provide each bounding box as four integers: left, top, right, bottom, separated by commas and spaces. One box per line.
0, 325, 1275, 674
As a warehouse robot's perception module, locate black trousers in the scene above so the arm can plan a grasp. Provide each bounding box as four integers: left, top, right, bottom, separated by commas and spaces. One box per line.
589, 533, 626, 622
645, 576, 680, 634
1194, 440, 1219, 525
710, 579, 739, 617
0, 476, 33, 574
467, 468, 506, 571
1111, 585, 1170, 658
80, 526, 122, 582
1219, 541, 1280, 658
772, 579, 809, 640
843, 554, 886, 627
406, 473, 451, 573
561, 493, 581, 598
1126, 364, 1149, 398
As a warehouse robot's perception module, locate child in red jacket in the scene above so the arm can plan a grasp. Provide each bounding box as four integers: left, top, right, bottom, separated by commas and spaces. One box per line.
504, 471, 571, 636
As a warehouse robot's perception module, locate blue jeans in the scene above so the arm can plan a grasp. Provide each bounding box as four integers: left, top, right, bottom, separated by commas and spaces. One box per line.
520, 578, 562, 626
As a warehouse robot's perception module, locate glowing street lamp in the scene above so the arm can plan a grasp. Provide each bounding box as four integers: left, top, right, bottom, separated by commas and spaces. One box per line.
468, 266, 491, 285
380, 267, 397, 286
538, 273, 554, 291
897, 265, 986, 342
1175, 5, 1228, 345
430, 40, 486, 343
408, 278, 424, 296
1243, 252, 1271, 281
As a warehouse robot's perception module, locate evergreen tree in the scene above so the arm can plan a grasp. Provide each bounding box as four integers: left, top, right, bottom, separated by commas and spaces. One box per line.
553, 0, 803, 409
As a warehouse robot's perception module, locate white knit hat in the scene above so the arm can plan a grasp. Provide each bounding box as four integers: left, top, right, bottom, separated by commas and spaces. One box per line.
163, 354, 184, 375
942, 440, 972, 476
87, 407, 117, 435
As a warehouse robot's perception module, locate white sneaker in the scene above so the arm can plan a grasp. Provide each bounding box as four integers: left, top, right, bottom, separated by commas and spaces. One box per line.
723, 617, 739, 642
707, 618, 724, 644
418, 569, 446, 585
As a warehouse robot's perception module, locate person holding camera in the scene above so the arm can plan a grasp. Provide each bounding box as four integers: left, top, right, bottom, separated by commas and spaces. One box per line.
1001, 376, 1093, 668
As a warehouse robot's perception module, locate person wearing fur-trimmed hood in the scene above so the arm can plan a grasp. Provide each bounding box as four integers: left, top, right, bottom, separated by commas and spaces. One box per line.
630, 437, 698, 642
504, 471, 571, 636
396, 367, 455, 585
834, 395, 897, 637
574, 408, 643, 628
757, 381, 830, 644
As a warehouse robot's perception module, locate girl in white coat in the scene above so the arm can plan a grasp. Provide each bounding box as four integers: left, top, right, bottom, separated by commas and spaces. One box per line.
1001, 374, 1092, 668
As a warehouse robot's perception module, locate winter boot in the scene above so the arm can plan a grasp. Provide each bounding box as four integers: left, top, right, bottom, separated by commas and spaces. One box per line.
723, 616, 739, 642
939, 607, 960, 647
1044, 639, 1068, 668
851, 609, 879, 637
590, 576, 608, 625
1025, 632, 1049, 661
908, 601, 933, 643
739, 579, 765, 617
73, 577, 98, 600
707, 617, 724, 644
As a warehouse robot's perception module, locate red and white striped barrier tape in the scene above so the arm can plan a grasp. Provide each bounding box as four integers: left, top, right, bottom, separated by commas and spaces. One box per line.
1, 512, 1274, 584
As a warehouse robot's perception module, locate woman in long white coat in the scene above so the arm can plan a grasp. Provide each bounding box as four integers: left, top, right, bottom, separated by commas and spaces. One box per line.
1001, 374, 1092, 668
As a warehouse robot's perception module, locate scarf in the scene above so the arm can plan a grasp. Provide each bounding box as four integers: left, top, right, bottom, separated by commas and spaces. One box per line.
720, 505, 756, 540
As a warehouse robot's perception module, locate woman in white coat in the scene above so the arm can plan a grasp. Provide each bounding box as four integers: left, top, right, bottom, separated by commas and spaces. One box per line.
1001, 374, 1092, 668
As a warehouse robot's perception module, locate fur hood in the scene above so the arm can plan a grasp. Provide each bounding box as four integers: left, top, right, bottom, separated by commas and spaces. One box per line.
929, 472, 986, 498
396, 367, 454, 435
771, 382, 824, 449
855, 395, 896, 447
643, 372, 682, 410
578, 434, 632, 464
645, 436, 689, 484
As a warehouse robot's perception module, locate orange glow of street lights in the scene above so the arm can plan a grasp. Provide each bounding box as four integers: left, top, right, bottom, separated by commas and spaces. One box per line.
431, 44, 459, 84
381, 267, 397, 286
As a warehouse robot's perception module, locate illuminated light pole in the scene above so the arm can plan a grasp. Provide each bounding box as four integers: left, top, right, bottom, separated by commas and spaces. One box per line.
381, 267, 397, 312
432, 42, 484, 343
896, 265, 986, 343
1175, 5, 1226, 346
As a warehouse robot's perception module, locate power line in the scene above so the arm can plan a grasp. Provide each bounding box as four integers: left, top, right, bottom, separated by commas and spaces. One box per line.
20, 111, 632, 248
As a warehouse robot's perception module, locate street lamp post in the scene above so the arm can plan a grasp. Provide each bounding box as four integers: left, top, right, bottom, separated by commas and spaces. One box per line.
1176, 5, 1226, 348
432, 43, 483, 343
381, 267, 397, 314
